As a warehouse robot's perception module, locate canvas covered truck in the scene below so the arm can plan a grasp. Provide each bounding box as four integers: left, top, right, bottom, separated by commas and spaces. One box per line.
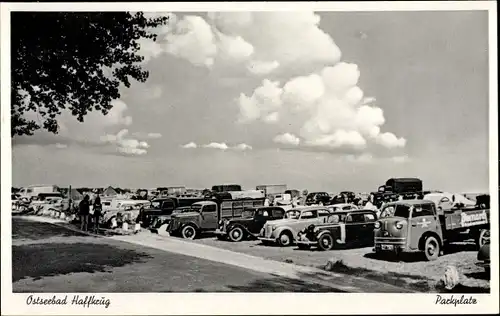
167, 198, 265, 239
372, 178, 424, 208
374, 200, 490, 261
256, 184, 287, 196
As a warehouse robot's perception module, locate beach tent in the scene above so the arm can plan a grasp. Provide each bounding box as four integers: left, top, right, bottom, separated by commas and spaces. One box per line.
69, 188, 83, 201
103, 186, 118, 197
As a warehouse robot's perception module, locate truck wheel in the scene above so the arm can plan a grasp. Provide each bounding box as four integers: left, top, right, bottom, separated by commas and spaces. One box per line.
228, 226, 245, 242
477, 229, 490, 249
278, 231, 293, 247
318, 233, 335, 251
181, 225, 197, 240
424, 236, 440, 261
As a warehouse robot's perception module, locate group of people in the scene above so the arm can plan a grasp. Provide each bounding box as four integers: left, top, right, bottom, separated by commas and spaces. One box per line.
77, 195, 103, 233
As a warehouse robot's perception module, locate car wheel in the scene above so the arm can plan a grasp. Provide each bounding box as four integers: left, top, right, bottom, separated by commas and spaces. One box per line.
228, 226, 245, 242
477, 229, 490, 249
318, 233, 335, 251
278, 231, 293, 247
424, 236, 440, 261
181, 225, 197, 240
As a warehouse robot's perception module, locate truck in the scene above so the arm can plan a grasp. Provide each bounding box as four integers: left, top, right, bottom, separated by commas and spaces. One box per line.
166, 198, 265, 239
372, 178, 424, 207
374, 200, 490, 261
138, 197, 205, 227
256, 184, 287, 196
18, 185, 60, 200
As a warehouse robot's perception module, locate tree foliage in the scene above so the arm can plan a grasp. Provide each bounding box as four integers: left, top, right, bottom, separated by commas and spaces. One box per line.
11, 11, 169, 137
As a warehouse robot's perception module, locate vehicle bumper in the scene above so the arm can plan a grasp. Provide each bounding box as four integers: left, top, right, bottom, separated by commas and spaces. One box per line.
258, 237, 277, 243
214, 229, 228, 236
374, 237, 408, 252
476, 261, 490, 269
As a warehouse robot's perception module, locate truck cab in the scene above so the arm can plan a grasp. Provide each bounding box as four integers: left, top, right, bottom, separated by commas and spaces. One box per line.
374, 200, 443, 260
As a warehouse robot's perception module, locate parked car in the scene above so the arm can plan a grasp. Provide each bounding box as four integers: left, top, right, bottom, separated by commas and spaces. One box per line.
296, 210, 377, 250
215, 206, 285, 242
326, 203, 359, 212
149, 206, 192, 232
476, 242, 490, 274
305, 192, 331, 206
258, 206, 333, 246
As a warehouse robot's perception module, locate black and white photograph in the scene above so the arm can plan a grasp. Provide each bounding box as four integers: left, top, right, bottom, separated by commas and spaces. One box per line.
1, 1, 498, 315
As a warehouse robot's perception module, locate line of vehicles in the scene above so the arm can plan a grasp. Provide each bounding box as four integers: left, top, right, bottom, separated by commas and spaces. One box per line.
13, 179, 491, 268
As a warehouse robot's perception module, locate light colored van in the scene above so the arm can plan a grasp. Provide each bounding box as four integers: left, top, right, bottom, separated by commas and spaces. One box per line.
18, 185, 60, 200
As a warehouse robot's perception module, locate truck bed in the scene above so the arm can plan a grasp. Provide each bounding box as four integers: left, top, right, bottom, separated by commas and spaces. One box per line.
443, 208, 489, 230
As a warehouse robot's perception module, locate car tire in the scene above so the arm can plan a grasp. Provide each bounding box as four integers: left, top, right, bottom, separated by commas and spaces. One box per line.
228, 226, 245, 242
423, 236, 440, 261
476, 229, 490, 250
181, 225, 197, 240
278, 231, 293, 247
318, 233, 335, 251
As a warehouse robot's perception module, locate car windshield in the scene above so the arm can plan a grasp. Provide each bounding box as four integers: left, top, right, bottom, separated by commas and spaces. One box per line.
151, 201, 161, 209
191, 205, 202, 212
242, 209, 255, 218
285, 210, 300, 219
393, 205, 411, 218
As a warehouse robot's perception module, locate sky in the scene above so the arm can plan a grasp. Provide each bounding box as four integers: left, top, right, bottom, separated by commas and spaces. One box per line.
11, 10, 491, 193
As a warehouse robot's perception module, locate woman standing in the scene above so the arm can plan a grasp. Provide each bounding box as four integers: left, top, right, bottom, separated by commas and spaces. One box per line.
93, 195, 103, 234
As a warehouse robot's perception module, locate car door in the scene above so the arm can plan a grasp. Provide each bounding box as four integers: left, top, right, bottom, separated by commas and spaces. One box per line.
249, 209, 267, 234
361, 212, 377, 244
344, 213, 366, 244
201, 204, 218, 230
408, 204, 439, 250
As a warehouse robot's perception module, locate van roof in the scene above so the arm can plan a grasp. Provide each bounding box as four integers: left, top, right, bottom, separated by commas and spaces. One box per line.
389, 199, 434, 206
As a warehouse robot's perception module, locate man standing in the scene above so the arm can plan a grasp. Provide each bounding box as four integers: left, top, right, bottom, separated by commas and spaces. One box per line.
79, 195, 90, 231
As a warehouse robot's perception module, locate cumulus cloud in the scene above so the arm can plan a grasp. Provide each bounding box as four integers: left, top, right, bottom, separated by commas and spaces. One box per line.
247, 60, 280, 75
237, 61, 406, 151
181, 142, 198, 149
142, 12, 341, 74
233, 143, 253, 151
237, 79, 283, 123
376, 132, 407, 149
273, 133, 300, 146
203, 142, 229, 150
100, 129, 149, 156
147, 132, 162, 139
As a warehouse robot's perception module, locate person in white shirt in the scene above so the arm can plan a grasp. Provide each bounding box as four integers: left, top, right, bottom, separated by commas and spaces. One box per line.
364, 194, 378, 211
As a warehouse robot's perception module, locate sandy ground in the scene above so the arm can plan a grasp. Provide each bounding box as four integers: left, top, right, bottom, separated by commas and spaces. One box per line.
177, 233, 490, 292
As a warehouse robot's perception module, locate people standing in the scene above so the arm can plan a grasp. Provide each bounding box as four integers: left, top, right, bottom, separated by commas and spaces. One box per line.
79, 195, 90, 231
93, 195, 102, 234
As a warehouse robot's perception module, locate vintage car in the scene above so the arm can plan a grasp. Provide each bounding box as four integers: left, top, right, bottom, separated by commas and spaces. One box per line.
305, 192, 331, 206
149, 206, 192, 233
215, 206, 285, 241
258, 206, 333, 246
476, 242, 490, 274
296, 210, 377, 250
326, 203, 359, 212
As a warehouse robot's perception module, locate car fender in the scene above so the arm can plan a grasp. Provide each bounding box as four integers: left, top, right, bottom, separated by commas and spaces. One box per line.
180, 221, 200, 231
228, 223, 248, 234
274, 226, 296, 238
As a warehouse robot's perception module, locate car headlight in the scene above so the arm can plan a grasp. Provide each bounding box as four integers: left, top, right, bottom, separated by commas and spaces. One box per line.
395, 221, 404, 229
374, 221, 381, 229
218, 220, 223, 225
271, 225, 277, 231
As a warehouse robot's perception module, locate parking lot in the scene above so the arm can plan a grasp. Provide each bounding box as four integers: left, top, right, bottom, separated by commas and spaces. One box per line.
171, 232, 490, 293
